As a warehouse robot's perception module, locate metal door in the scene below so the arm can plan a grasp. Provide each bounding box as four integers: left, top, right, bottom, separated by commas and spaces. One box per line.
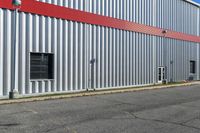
158, 67, 165, 83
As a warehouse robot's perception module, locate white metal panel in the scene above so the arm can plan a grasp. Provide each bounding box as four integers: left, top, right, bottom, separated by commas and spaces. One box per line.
18, 12, 26, 94
4, 10, 12, 96
38, 0, 198, 35
0, 9, 3, 96
197, 8, 200, 80
0, 0, 199, 97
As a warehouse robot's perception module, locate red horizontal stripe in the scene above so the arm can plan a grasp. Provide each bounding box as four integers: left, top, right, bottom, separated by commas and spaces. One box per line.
0, 0, 13, 9
0, 0, 200, 43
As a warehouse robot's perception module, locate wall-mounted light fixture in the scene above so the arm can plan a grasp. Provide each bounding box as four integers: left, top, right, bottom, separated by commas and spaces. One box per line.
12, 0, 21, 6
162, 30, 168, 34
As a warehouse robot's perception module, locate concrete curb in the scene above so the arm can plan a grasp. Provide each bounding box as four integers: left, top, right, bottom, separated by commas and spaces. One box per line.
0, 82, 198, 105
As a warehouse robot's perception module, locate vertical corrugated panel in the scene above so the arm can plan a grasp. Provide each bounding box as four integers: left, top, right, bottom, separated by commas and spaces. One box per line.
0, 9, 3, 96
38, 0, 154, 26
3, 10, 12, 96
156, 0, 198, 36
25, 13, 31, 94
31, 19, 88, 93
0, 9, 91, 97
88, 27, 157, 89
18, 12, 26, 94
38, 0, 198, 35
86, 25, 199, 89
0, 0, 200, 97
197, 8, 200, 80
155, 37, 198, 82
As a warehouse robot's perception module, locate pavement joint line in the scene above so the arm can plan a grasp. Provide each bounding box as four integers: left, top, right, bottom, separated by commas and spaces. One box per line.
0, 82, 199, 105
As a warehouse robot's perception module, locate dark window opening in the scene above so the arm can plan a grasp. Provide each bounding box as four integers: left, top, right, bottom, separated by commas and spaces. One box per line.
158, 68, 162, 81
190, 61, 196, 74
30, 53, 54, 79
163, 68, 165, 80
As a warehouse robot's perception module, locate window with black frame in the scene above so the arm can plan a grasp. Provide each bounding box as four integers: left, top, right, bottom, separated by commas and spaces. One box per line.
30, 53, 54, 79
190, 60, 196, 74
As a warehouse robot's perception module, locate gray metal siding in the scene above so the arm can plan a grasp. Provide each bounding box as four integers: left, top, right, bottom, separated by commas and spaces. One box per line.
156, 0, 199, 35
0, 0, 199, 97
0, 10, 12, 96
29, 18, 89, 94
198, 8, 200, 79
0, 9, 3, 96
88, 28, 155, 88
155, 38, 198, 82
0, 10, 90, 96
38, 0, 199, 35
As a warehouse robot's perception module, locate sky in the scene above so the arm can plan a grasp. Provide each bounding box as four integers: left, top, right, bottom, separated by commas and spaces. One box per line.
193, 0, 200, 3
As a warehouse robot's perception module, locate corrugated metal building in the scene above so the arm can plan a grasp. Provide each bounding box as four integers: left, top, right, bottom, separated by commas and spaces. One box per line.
0, 0, 200, 98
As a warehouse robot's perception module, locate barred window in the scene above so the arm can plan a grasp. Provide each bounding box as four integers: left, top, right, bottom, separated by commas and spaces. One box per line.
30, 53, 54, 79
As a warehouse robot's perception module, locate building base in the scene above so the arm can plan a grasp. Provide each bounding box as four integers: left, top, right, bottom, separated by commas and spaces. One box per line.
9, 90, 19, 99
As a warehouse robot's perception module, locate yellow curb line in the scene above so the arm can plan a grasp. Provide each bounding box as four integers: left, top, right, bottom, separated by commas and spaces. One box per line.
0, 82, 195, 105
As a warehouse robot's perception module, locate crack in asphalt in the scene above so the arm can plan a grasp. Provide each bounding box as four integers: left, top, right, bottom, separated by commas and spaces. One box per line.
0, 123, 20, 127
95, 95, 200, 114
128, 112, 200, 131
1, 85, 200, 132
181, 104, 200, 109
181, 117, 200, 124
0, 123, 21, 130
44, 95, 200, 130
44, 124, 78, 133
45, 109, 200, 133
94, 96, 140, 106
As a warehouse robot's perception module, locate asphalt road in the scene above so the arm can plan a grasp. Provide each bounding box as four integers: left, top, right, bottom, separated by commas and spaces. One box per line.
0, 85, 200, 133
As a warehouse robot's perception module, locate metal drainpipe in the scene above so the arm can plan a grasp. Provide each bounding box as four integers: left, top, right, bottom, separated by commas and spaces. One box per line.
10, 9, 18, 99
152, 0, 156, 84
162, 30, 168, 83
10, 1, 21, 99
197, 8, 200, 80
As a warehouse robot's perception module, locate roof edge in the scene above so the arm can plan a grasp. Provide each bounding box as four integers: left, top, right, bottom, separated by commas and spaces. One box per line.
184, 0, 200, 7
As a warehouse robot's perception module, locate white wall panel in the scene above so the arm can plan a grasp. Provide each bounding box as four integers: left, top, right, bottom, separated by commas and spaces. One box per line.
0, 9, 3, 96
0, 0, 199, 97
3, 10, 12, 96
37, 0, 198, 35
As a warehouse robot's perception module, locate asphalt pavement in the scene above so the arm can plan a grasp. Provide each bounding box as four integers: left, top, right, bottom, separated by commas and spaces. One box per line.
0, 85, 200, 133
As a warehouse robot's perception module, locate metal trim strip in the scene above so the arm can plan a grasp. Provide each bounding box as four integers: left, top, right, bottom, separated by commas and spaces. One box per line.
0, 0, 200, 43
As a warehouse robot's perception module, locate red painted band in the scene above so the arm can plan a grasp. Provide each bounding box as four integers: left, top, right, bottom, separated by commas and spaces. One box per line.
0, 0, 200, 43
